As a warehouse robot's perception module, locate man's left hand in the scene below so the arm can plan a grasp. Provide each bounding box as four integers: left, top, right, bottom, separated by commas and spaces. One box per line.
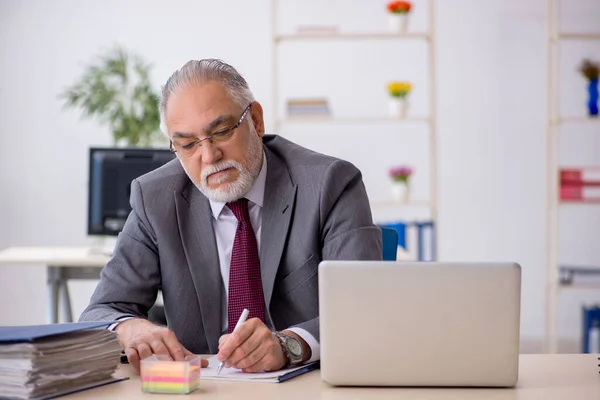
217, 318, 286, 373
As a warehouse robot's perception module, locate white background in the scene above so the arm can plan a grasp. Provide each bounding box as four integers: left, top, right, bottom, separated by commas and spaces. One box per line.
1, 0, 599, 350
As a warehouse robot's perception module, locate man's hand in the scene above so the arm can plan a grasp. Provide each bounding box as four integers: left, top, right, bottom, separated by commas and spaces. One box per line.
216, 318, 287, 373
115, 318, 208, 373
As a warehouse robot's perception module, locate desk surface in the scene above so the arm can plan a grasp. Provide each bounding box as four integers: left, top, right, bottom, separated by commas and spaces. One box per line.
0, 246, 110, 267
69, 354, 599, 399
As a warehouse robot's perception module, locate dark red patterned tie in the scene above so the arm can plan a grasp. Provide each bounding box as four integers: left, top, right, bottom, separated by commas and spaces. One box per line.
226, 198, 266, 333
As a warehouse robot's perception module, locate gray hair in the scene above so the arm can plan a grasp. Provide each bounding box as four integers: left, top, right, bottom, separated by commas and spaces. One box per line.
159, 59, 255, 135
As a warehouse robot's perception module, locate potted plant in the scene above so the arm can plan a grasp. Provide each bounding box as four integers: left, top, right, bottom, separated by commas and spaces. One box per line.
60, 46, 164, 146
387, 81, 412, 118
389, 165, 413, 202
386, 1, 412, 33
579, 59, 599, 117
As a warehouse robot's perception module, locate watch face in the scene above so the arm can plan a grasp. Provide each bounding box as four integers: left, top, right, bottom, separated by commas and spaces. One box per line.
287, 337, 303, 357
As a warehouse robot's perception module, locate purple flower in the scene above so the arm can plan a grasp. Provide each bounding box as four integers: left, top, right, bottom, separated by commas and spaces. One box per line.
389, 165, 413, 182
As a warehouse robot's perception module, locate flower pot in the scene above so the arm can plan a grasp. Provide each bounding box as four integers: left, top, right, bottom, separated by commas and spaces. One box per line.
389, 98, 408, 118
391, 182, 410, 203
588, 78, 599, 117
388, 13, 408, 33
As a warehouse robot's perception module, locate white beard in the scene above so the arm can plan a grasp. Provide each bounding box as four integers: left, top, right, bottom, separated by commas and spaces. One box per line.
180, 130, 263, 203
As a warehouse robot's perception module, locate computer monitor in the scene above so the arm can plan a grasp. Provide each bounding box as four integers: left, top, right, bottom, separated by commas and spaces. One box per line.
88, 147, 176, 236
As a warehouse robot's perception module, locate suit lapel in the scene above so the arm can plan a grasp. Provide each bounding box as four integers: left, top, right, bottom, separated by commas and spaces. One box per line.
261, 147, 297, 315
175, 183, 222, 353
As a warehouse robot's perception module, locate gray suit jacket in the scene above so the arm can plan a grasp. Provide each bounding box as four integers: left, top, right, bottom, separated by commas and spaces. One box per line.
79, 135, 382, 354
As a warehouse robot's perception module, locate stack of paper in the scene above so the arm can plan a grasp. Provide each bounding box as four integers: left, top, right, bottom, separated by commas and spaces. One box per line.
140, 354, 201, 394
0, 322, 125, 400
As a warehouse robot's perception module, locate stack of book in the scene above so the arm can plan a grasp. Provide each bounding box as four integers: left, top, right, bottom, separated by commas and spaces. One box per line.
560, 168, 600, 202
286, 98, 331, 118
296, 25, 338, 35
0, 322, 126, 400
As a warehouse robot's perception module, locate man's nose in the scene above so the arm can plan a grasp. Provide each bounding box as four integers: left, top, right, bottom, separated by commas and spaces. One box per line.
200, 140, 222, 164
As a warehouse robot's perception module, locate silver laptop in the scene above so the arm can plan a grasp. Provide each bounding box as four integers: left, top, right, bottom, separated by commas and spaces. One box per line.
319, 261, 521, 387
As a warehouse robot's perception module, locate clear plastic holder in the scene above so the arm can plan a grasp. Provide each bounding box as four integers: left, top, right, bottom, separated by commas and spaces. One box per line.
140, 354, 202, 394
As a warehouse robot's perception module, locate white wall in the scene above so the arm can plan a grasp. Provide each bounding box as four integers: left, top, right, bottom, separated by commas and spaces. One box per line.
1, 0, 599, 349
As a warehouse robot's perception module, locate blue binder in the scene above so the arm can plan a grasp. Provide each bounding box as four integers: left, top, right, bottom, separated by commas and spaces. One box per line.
0, 321, 112, 343
582, 306, 600, 353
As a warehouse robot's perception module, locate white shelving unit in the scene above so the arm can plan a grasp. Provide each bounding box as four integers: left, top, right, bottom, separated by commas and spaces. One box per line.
546, 0, 600, 353
271, 0, 438, 260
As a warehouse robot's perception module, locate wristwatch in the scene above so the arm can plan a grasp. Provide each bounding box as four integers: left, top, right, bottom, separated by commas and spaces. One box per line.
275, 332, 304, 366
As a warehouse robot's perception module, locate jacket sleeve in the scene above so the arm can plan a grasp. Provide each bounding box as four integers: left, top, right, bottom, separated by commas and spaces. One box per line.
78, 179, 161, 323
290, 159, 383, 340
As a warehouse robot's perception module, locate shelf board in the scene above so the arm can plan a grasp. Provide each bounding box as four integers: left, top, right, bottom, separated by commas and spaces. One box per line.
558, 264, 600, 288
275, 32, 431, 42
551, 117, 600, 125
561, 265, 600, 273
278, 116, 431, 124
559, 199, 600, 205
558, 282, 600, 290
558, 33, 600, 40
371, 200, 433, 207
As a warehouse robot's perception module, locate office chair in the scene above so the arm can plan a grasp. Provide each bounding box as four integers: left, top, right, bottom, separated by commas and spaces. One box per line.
381, 227, 399, 261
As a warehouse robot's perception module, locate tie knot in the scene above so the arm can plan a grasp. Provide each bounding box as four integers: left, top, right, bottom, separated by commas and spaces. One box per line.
227, 198, 251, 223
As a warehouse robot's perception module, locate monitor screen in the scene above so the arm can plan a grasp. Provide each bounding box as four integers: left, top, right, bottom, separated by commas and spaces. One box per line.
88, 147, 176, 236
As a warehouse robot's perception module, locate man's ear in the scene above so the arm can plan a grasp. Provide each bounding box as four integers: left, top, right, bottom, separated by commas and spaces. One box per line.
250, 102, 265, 137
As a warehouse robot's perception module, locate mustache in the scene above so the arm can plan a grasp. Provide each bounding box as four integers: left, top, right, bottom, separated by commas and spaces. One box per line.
201, 160, 241, 182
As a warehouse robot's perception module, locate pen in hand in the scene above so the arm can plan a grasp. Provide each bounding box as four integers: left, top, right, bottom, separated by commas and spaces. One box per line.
217, 308, 249, 375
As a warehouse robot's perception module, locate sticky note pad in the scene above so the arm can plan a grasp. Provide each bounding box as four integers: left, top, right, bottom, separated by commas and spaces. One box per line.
140, 354, 201, 394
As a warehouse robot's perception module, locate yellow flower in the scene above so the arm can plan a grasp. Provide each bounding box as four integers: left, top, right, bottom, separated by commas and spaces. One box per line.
387, 81, 413, 98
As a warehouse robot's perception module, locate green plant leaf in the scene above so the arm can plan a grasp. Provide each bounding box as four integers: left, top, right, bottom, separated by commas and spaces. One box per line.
59, 44, 161, 146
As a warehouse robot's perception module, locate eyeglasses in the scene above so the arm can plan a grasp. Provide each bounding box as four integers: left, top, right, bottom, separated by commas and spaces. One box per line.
169, 103, 253, 158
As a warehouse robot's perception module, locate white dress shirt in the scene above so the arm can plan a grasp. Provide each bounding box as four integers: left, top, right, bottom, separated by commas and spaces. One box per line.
208, 152, 320, 362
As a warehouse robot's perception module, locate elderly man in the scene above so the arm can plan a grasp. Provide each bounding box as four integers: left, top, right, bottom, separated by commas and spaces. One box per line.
79, 59, 382, 373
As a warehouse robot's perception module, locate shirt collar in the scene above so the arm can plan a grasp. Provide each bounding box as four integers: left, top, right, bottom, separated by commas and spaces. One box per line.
208, 151, 267, 219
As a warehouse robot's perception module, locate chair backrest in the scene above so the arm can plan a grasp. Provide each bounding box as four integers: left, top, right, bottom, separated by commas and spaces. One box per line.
382, 222, 406, 249
381, 227, 398, 261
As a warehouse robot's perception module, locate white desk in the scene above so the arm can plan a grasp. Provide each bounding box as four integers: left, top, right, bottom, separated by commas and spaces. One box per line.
0, 246, 110, 323
68, 354, 600, 399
